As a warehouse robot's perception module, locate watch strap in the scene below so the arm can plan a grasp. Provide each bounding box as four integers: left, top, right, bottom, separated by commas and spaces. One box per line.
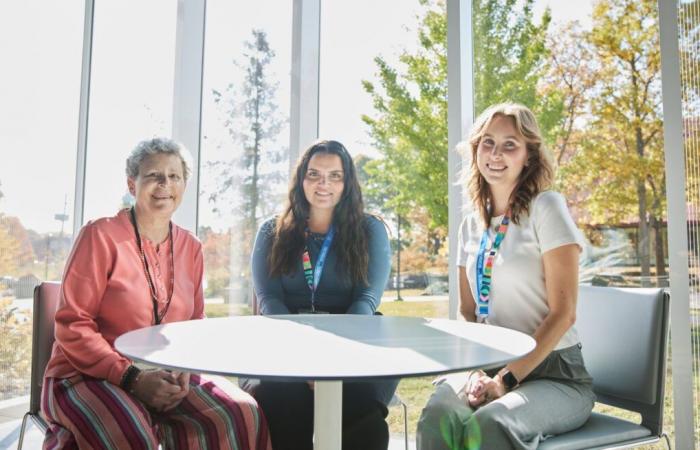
502, 370, 518, 390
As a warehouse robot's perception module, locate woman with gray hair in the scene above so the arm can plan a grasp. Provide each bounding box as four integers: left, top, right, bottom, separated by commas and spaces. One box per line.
41, 137, 271, 449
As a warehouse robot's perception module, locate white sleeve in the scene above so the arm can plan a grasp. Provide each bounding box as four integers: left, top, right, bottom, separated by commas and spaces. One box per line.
456, 216, 469, 267
532, 191, 585, 254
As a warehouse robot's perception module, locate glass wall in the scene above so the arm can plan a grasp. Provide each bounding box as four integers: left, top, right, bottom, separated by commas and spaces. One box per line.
82, 1, 177, 222
471, 0, 671, 437
320, 0, 449, 319
0, 2, 84, 401
198, 0, 292, 317
678, 0, 700, 441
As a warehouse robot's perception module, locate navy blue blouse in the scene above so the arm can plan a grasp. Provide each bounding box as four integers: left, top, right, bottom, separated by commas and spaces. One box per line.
250, 215, 397, 405
251, 215, 391, 315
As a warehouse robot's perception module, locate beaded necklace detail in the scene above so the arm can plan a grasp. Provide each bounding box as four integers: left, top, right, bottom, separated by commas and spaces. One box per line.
129, 208, 175, 325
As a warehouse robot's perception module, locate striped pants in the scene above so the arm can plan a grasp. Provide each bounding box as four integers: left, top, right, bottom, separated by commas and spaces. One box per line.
40, 374, 271, 450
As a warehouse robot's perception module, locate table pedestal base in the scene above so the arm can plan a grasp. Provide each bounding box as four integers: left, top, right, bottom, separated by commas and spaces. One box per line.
314, 380, 343, 450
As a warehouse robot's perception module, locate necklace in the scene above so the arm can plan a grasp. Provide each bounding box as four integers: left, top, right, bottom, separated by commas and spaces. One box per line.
129, 207, 175, 325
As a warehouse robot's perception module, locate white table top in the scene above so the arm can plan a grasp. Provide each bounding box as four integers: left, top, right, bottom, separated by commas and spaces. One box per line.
115, 315, 535, 381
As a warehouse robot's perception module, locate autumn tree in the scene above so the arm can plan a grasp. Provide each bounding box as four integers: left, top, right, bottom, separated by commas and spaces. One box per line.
0, 183, 22, 277
558, 0, 664, 281
0, 224, 19, 277
541, 22, 597, 167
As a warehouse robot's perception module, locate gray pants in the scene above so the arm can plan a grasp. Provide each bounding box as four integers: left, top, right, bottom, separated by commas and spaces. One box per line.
416, 344, 595, 450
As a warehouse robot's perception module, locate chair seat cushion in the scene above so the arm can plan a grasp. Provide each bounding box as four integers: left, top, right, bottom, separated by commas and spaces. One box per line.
538, 412, 653, 450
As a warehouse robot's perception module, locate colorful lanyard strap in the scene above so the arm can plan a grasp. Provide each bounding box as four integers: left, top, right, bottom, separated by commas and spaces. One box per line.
302, 225, 335, 312
476, 212, 510, 317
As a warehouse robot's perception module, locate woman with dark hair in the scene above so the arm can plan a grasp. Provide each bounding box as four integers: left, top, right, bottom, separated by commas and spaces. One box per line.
250, 140, 396, 450
416, 104, 595, 449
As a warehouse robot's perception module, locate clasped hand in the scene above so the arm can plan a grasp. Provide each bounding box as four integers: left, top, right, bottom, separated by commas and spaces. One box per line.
131, 369, 190, 412
460, 371, 507, 408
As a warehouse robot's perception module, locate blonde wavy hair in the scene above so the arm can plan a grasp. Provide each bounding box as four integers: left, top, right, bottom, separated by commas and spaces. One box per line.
460, 103, 554, 227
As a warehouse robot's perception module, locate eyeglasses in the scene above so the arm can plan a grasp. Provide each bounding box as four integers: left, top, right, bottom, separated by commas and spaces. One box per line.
305, 170, 344, 183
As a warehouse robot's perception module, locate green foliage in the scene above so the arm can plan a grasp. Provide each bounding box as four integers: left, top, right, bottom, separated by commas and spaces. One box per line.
362, 1, 448, 230
0, 299, 31, 399
362, 0, 557, 236
472, 0, 562, 144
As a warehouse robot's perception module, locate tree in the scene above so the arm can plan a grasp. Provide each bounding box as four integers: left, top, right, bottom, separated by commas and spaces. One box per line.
0, 224, 19, 276
472, 0, 562, 143
210, 29, 286, 233
362, 0, 448, 235
362, 0, 557, 246
0, 184, 22, 277
208, 29, 287, 302
558, 0, 664, 281
541, 22, 597, 166
0, 298, 32, 398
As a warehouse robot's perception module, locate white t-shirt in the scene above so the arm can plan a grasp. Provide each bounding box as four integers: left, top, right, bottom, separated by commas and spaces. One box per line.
457, 190, 585, 350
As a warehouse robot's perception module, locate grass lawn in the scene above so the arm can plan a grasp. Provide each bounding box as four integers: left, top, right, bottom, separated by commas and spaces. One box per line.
205, 299, 690, 447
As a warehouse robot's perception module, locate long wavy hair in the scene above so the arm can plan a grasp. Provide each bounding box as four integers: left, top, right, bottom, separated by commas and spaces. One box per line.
461, 103, 554, 227
268, 140, 369, 284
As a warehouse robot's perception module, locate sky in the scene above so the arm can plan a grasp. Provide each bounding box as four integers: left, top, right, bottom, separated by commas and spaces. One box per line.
1, 0, 593, 234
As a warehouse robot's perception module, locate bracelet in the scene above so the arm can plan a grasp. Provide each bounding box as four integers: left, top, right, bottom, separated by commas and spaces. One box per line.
120, 365, 142, 392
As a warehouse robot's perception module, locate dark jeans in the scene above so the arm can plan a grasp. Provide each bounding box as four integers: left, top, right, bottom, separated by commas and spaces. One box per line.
253, 380, 389, 450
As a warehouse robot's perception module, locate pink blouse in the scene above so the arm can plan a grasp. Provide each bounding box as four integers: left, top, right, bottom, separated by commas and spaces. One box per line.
44, 209, 204, 386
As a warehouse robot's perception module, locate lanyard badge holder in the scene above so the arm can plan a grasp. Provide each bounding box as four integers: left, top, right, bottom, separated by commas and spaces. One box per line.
476, 213, 510, 318
300, 226, 335, 314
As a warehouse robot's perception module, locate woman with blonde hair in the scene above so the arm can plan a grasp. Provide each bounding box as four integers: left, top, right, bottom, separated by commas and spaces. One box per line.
416, 103, 594, 449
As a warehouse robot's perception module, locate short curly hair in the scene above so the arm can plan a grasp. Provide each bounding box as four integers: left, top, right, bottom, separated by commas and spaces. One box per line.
125, 137, 192, 182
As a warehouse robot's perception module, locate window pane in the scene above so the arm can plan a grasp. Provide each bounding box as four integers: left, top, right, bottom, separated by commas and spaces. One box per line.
679, 0, 700, 441
83, 1, 177, 222
198, 0, 292, 317
320, 0, 449, 320
474, 0, 673, 440
0, 2, 83, 401
320, 0, 446, 442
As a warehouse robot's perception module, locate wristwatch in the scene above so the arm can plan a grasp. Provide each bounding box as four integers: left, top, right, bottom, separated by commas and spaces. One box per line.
501, 369, 518, 390
120, 364, 142, 392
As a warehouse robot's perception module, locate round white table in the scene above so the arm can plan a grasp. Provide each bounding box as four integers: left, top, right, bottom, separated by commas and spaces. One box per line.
115, 314, 535, 450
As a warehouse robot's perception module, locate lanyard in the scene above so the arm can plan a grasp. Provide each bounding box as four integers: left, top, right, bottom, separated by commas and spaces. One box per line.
129, 207, 174, 325
302, 226, 335, 312
476, 213, 510, 317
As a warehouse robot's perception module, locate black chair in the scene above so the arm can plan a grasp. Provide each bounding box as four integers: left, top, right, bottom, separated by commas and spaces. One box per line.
17, 281, 61, 449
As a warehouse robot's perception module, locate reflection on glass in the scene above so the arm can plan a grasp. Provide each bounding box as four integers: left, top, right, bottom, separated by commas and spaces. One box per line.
321, 0, 448, 319
199, 0, 291, 317
83, 1, 176, 223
